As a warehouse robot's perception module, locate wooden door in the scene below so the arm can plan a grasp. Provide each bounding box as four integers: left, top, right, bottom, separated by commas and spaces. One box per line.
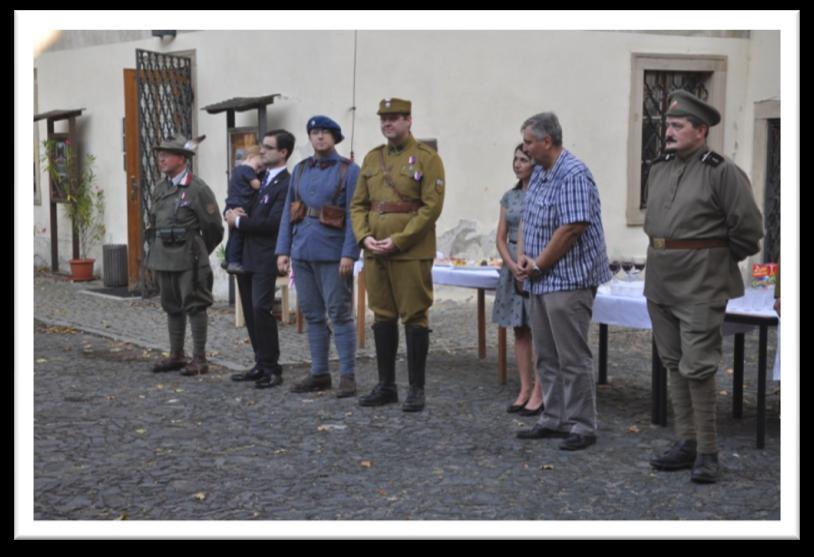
123, 68, 141, 289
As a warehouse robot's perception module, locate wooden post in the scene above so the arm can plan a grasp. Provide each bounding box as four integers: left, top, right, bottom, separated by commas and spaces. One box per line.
47, 119, 58, 272
68, 117, 79, 260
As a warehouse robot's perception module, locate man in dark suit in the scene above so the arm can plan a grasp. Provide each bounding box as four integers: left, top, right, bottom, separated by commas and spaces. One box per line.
226, 129, 296, 388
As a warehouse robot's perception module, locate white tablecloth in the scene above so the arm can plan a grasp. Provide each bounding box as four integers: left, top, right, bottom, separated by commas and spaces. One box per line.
593, 282, 779, 330
432, 265, 500, 289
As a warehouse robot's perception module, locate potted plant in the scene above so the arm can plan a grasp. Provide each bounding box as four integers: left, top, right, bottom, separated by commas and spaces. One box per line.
42, 139, 106, 281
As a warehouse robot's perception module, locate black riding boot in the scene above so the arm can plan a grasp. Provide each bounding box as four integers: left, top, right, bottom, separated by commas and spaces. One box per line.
359, 320, 399, 406
403, 325, 429, 412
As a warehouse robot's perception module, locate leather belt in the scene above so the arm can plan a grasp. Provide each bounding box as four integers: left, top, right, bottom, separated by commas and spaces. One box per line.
372, 201, 422, 214
306, 207, 321, 218
650, 238, 729, 250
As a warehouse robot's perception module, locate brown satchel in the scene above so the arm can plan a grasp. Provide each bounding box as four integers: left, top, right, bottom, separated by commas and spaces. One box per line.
318, 161, 349, 230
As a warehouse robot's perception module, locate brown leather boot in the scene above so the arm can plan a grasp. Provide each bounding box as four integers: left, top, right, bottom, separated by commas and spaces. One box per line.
181, 356, 209, 376
152, 352, 188, 373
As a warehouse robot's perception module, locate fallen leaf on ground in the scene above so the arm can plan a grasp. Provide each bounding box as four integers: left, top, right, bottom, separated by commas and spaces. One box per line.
542, 464, 555, 470
360, 460, 373, 468
628, 425, 640, 433
193, 492, 206, 501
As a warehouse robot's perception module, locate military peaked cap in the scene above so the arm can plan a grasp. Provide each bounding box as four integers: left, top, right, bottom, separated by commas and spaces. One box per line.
666, 90, 721, 127
377, 97, 412, 116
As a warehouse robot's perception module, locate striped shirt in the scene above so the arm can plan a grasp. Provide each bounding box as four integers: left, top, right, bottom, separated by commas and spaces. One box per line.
522, 149, 611, 294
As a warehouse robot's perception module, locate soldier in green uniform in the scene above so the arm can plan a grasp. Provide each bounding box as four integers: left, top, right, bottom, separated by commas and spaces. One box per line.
146, 136, 224, 376
350, 98, 445, 412
644, 91, 764, 483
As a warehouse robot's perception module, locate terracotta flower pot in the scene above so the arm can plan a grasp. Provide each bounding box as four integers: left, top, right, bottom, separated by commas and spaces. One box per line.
69, 258, 95, 282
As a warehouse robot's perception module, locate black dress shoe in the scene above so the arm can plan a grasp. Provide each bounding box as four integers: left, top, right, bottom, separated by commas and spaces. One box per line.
516, 425, 570, 440
507, 398, 530, 413
518, 402, 544, 417
254, 372, 283, 389
650, 440, 697, 471
691, 453, 720, 484
231, 367, 264, 382
402, 387, 425, 412
359, 384, 398, 407
559, 433, 597, 451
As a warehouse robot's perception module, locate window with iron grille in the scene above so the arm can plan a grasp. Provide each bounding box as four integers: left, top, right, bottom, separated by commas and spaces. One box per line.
626, 55, 726, 226
640, 70, 712, 209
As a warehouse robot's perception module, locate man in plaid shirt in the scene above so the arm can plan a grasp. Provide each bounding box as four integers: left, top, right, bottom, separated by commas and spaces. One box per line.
515, 112, 611, 451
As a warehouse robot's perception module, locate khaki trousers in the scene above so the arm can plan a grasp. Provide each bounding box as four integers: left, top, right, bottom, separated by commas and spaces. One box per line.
365, 257, 433, 328
647, 300, 726, 453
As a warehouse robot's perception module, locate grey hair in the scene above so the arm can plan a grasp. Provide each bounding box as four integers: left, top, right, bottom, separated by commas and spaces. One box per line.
521, 112, 563, 146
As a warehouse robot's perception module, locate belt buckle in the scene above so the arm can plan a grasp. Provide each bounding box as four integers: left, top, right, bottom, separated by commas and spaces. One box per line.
652, 238, 666, 250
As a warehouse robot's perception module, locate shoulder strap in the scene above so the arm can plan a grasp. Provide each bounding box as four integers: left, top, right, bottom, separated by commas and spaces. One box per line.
700, 150, 724, 167
332, 161, 350, 204
377, 149, 410, 202
293, 160, 308, 201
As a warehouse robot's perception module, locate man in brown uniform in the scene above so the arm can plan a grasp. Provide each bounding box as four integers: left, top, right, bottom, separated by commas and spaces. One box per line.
350, 98, 445, 412
644, 91, 764, 483
146, 136, 224, 376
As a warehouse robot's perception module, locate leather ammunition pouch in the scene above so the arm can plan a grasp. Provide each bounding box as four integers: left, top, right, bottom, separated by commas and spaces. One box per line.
156, 227, 189, 246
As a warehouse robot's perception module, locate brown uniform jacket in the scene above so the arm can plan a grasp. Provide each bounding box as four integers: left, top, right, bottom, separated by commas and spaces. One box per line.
146, 173, 224, 272
350, 135, 445, 260
644, 147, 763, 306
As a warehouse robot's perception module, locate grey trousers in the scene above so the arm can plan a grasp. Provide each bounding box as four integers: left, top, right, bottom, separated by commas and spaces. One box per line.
529, 288, 598, 436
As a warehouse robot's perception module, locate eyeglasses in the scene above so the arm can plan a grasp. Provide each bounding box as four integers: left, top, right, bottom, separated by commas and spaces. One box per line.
261, 144, 278, 150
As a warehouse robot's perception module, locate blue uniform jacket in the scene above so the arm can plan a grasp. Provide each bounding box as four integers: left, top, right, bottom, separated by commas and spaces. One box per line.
275, 150, 361, 262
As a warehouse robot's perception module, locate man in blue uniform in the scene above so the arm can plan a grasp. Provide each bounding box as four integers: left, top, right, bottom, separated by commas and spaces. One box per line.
276, 116, 361, 397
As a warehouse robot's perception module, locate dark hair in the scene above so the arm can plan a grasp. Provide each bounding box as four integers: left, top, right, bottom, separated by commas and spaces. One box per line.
265, 129, 296, 161
513, 143, 530, 190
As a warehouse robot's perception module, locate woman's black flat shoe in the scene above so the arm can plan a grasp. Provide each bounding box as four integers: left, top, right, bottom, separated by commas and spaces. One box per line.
507, 399, 530, 413
518, 403, 544, 416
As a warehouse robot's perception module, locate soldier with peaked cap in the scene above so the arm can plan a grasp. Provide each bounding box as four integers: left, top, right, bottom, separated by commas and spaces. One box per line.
350, 98, 445, 412
644, 90, 763, 483
146, 135, 224, 376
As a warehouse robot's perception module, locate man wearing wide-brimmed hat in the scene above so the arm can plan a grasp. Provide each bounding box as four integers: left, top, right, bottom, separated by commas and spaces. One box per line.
644, 90, 763, 483
146, 135, 224, 376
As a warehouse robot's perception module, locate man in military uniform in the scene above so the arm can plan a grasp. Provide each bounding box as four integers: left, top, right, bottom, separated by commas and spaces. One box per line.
644, 91, 764, 483
350, 98, 445, 412
147, 135, 224, 376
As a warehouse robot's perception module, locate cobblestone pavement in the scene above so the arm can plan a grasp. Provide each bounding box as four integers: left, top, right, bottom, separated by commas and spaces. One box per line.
31, 272, 781, 522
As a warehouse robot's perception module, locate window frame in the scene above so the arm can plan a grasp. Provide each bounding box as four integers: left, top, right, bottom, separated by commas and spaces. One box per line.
626, 54, 728, 225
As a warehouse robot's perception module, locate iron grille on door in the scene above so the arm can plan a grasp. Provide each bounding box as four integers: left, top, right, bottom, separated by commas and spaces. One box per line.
640, 71, 712, 209
135, 49, 193, 293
